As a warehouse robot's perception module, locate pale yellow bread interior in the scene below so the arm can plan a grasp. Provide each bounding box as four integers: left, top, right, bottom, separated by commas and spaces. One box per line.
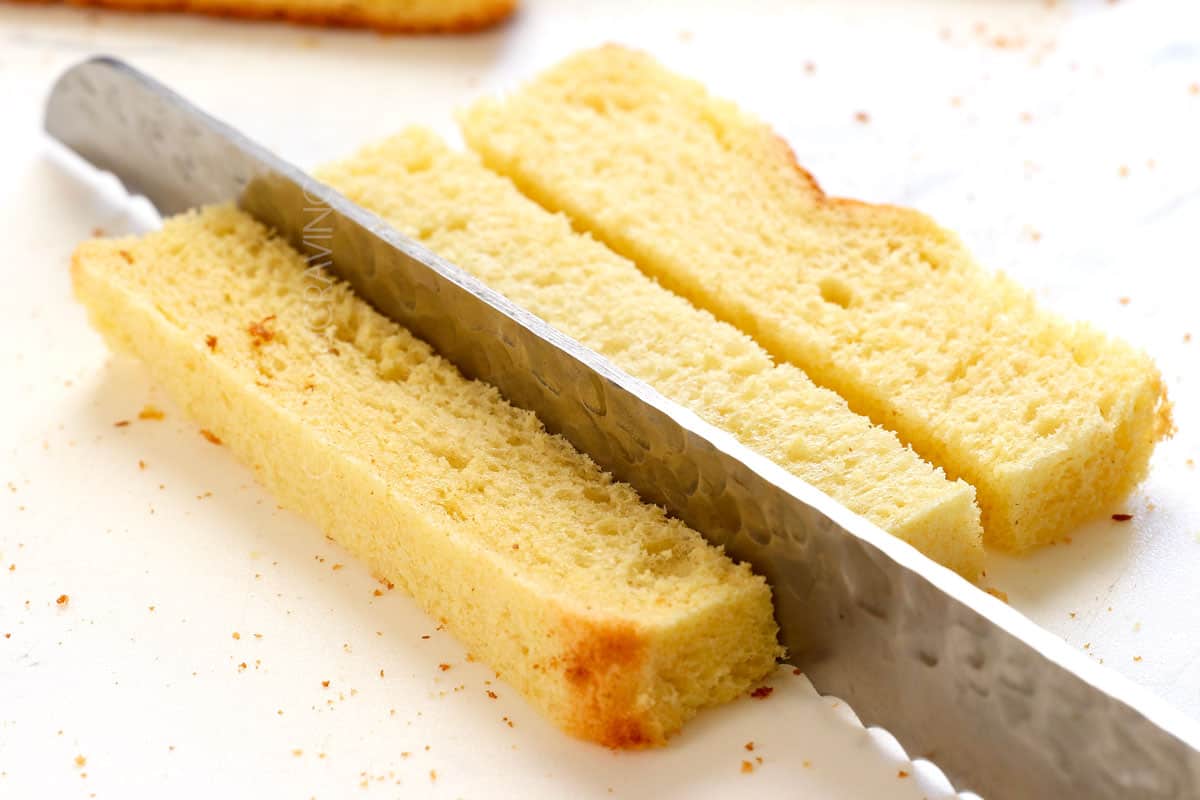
460, 46, 1173, 553
13, 0, 515, 32
71, 207, 781, 747
317, 128, 984, 579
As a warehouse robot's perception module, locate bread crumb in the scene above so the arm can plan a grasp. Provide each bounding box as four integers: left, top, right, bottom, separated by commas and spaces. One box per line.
792, 667, 802, 675
898, 769, 910, 778
486, 690, 498, 699
118, 250, 133, 264
1134, 655, 1143, 662
803, 760, 812, 768
750, 686, 773, 699
438, 663, 451, 672
200, 429, 222, 445
74, 755, 86, 767
56, 594, 69, 606
321, 680, 330, 688
373, 589, 383, 597
331, 563, 343, 571
744, 741, 754, 751
138, 405, 165, 421
205, 335, 218, 352
1112, 513, 1133, 521
138, 459, 147, 470
853, 111, 871, 124
740, 760, 754, 774
429, 770, 437, 782
232, 632, 240, 640
1190, 82, 1199, 96
292, 749, 303, 757
91, 227, 106, 237
1118, 165, 1131, 178
985, 587, 1009, 603
114, 420, 131, 428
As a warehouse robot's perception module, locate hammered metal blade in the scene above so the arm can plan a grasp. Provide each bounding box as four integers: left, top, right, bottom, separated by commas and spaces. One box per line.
45, 56, 1200, 799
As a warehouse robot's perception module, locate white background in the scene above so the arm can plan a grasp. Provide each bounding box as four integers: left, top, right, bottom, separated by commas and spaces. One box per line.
1, 0, 1198, 797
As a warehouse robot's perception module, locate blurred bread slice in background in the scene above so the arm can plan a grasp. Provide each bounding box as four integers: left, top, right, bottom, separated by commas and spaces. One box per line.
10, 0, 516, 32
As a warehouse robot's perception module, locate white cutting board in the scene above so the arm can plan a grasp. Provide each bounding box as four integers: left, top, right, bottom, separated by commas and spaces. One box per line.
1, 1, 1198, 797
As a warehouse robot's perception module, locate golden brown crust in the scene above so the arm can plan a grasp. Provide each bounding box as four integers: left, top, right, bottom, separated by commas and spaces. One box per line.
769, 132, 824, 197
557, 617, 657, 748
768, 126, 946, 229
10, 0, 517, 33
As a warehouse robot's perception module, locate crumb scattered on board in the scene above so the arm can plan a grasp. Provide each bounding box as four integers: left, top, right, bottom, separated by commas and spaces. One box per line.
138, 405, 164, 421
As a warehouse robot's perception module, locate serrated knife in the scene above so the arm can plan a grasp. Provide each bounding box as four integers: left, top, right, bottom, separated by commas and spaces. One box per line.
44, 56, 1200, 799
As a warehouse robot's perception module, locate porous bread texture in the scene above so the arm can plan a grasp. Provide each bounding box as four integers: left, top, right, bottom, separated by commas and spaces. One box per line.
317, 129, 984, 579
12, 0, 514, 32
70, 206, 781, 747
460, 45, 1173, 553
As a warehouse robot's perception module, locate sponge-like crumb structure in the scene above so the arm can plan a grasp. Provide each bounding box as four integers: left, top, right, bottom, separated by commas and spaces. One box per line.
318, 129, 983, 578
71, 206, 781, 747
460, 46, 1173, 552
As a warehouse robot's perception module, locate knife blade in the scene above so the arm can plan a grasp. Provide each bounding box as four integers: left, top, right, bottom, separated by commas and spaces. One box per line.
45, 56, 1200, 799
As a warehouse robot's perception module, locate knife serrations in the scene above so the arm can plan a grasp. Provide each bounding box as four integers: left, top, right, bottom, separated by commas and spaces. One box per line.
45, 56, 1200, 799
